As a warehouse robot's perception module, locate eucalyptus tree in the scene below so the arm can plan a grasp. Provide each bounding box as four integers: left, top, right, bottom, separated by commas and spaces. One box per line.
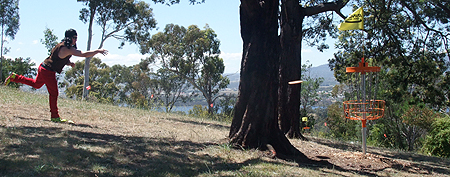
144, 24, 229, 114
152, 68, 193, 113
77, 0, 157, 99
0, 0, 19, 83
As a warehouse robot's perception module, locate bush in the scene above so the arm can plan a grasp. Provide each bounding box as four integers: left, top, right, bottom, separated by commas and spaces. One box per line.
188, 104, 234, 122
326, 102, 359, 141
422, 116, 450, 158
188, 105, 210, 119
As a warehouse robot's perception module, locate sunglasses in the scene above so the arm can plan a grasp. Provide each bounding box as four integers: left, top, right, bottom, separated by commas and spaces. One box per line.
72, 36, 77, 39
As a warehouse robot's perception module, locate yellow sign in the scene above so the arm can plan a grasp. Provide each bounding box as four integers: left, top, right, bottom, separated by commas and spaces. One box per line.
302, 117, 308, 122
338, 7, 364, 31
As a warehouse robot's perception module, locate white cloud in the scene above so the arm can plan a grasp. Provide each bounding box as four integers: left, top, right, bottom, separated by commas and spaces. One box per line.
220, 52, 241, 74
32, 40, 39, 44
69, 52, 242, 74
95, 53, 148, 67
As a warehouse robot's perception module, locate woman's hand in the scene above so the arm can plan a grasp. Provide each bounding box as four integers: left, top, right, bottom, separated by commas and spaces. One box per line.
97, 49, 108, 56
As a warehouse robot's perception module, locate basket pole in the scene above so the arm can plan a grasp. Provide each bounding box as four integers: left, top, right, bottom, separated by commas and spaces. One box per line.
362, 119, 367, 154
345, 56, 385, 155
362, 71, 367, 154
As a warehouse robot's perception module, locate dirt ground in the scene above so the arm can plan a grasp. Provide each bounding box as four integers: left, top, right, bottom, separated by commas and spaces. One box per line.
291, 136, 450, 176
1, 91, 450, 176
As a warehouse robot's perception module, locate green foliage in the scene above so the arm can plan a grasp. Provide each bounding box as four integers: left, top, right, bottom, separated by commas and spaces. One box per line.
0, 0, 19, 41
145, 24, 229, 114
78, 0, 157, 49
212, 94, 236, 122
329, 0, 450, 111
188, 105, 210, 119
64, 58, 120, 103
1, 57, 36, 88
326, 102, 359, 141
77, 0, 158, 99
422, 116, 450, 158
40, 27, 58, 55
301, 60, 324, 116
328, 0, 450, 152
367, 122, 394, 148
188, 94, 236, 123
398, 102, 439, 151
0, 0, 20, 81
367, 99, 442, 151
152, 68, 193, 113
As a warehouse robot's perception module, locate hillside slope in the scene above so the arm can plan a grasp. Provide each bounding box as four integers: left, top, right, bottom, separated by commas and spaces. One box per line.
1, 87, 449, 176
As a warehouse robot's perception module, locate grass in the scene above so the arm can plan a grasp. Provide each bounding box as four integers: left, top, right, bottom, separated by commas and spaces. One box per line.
1, 86, 449, 177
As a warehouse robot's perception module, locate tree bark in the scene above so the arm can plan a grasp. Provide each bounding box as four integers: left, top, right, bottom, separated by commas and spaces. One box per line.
83, 5, 96, 100
278, 0, 307, 140
229, 0, 307, 159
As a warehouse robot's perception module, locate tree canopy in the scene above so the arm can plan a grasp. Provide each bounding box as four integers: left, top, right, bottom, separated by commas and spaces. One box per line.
329, 0, 450, 151
77, 0, 157, 99
330, 0, 450, 111
144, 24, 229, 114
0, 0, 19, 83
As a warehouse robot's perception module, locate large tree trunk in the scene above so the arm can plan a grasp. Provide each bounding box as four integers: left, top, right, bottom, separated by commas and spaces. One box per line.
278, 0, 307, 140
229, 0, 307, 159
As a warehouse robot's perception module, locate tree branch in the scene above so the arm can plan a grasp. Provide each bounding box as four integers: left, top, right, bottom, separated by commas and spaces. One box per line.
304, 0, 347, 18
399, 0, 443, 35
430, 0, 450, 18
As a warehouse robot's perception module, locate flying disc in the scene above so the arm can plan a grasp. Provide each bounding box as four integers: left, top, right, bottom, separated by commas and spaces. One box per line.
288, 80, 303, 85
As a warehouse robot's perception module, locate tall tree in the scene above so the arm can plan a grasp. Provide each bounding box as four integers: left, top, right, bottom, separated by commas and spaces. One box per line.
144, 24, 229, 114
77, 0, 157, 99
230, 0, 346, 160
0, 0, 19, 83
153, 68, 193, 112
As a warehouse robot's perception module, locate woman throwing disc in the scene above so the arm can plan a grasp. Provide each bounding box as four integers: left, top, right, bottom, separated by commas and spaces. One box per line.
5, 29, 108, 123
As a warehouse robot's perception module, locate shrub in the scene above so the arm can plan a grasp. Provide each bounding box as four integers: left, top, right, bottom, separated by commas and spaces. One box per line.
422, 116, 450, 158
188, 105, 210, 118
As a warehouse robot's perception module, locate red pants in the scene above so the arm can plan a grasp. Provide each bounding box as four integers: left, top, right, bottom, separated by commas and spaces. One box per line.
11, 64, 60, 118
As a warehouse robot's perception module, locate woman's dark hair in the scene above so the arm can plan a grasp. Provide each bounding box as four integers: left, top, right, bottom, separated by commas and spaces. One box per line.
62, 29, 77, 49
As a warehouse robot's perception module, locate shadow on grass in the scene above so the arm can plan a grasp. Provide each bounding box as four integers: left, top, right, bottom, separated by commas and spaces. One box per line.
165, 117, 231, 130
2, 122, 448, 176
1, 124, 238, 176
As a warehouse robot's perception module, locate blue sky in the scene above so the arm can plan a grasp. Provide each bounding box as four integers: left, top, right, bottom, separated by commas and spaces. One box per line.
5, 0, 338, 74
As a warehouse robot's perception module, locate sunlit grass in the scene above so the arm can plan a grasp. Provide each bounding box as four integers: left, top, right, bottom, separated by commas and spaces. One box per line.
1, 86, 449, 177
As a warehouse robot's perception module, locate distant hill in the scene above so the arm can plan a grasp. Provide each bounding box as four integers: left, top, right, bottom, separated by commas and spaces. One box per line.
224, 64, 338, 90
310, 64, 338, 86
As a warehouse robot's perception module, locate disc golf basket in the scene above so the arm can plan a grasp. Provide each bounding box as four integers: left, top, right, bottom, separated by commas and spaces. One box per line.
343, 57, 385, 154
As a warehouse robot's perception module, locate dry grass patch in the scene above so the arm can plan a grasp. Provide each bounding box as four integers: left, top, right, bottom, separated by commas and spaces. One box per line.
1, 87, 450, 176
